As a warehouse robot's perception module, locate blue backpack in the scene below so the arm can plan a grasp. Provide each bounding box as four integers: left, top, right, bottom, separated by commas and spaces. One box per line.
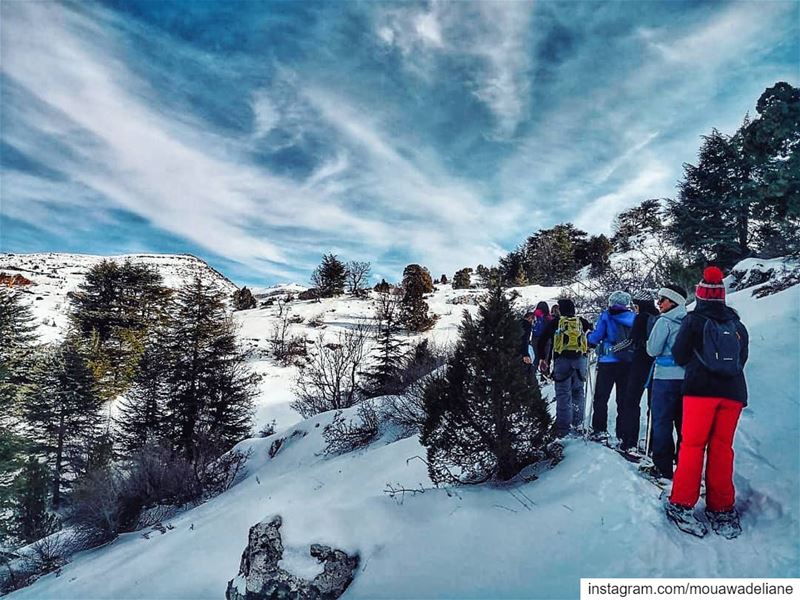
694, 317, 743, 377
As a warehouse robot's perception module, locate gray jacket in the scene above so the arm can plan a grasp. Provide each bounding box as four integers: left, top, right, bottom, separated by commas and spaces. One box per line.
646, 304, 687, 380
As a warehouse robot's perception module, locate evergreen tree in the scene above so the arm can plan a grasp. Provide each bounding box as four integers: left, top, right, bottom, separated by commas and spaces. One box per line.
610, 199, 665, 252
421, 287, 552, 484
362, 292, 406, 397
743, 82, 800, 256
0, 289, 39, 513
310, 254, 347, 298
23, 339, 103, 508
440, 274, 448, 285
400, 265, 435, 332
164, 277, 257, 462
373, 278, 391, 293
116, 338, 172, 455
668, 129, 752, 266
8, 457, 59, 544
232, 286, 257, 311
522, 224, 585, 285
452, 268, 473, 289
69, 260, 171, 400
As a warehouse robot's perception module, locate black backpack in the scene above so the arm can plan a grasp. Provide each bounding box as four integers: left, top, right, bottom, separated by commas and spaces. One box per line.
693, 317, 743, 377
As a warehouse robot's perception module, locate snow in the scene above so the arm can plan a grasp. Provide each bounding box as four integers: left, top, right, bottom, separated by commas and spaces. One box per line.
6, 257, 800, 599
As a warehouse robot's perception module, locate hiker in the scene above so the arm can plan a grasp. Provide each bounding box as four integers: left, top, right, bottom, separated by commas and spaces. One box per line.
618, 293, 660, 453
550, 303, 561, 319
520, 306, 537, 383
537, 298, 592, 438
665, 267, 749, 539
530, 301, 552, 366
640, 284, 688, 479
586, 290, 635, 442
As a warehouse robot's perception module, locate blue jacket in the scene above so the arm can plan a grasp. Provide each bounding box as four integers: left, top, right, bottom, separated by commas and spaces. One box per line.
588, 306, 636, 363
646, 304, 687, 380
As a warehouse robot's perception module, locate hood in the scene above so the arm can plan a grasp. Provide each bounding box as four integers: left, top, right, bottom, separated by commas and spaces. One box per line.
692, 299, 740, 322
661, 303, 687, 324
609, 308, 636, 327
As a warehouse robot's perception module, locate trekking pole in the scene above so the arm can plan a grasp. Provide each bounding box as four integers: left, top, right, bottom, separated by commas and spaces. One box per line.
584, 351, 595, 436
644, 404, 653, 458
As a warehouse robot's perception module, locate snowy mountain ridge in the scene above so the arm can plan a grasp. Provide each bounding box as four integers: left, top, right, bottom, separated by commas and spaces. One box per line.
0, 253, 239, 343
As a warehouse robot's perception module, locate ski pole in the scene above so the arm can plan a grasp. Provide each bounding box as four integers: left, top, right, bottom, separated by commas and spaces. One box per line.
585, 351, 595, 435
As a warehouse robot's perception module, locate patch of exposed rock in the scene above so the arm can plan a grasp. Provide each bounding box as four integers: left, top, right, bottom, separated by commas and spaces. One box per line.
225, 516, 359, 600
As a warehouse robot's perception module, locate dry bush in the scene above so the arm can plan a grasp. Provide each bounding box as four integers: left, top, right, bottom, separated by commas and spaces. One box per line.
322, 403, 380, 456
292, 322, 369, 418
269, 313, 307, 366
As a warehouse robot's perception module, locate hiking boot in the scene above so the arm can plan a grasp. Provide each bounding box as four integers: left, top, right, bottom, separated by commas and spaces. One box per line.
664, 499, 708, 538
705, 508, 742, 540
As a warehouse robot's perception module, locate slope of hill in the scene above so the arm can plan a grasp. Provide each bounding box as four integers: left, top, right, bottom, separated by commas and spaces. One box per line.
8, 261, 799, 599
0, 253, 239, 343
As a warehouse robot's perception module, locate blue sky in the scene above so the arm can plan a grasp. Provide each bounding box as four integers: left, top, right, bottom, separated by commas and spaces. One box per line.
1, 0, 797, 287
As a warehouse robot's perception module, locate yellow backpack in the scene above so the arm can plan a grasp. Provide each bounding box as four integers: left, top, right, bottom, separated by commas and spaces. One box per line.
553, 316, 588, 354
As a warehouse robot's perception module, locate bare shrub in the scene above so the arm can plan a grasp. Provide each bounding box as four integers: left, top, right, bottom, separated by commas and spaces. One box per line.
269, 313, 307, 366
322, 403, 380, 455
385, 367, 446, 436
307, 313, 326, 328
201, 448, 252, 497
257, 420, 277, 438
346, 261, 372, 297
292, 322, 369, 418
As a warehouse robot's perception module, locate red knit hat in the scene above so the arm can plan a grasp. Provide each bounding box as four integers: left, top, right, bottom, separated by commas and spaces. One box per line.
695, 266, 726, 302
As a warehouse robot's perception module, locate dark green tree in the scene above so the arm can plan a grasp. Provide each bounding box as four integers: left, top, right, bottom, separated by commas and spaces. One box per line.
421, 287, 552, 484
452, 268, 473, 289
743, 82, 800, 256
23, 339, 103, 508
523, 224, 586, 285
310, 254, 347, 298
7, 457, 59, 544
231, 286, 257, 311
610, 199, 665, 252
400, 265, 436, 332
362, 292, 406, 397
116, 338, 172, 455
164, 278, 257, 462
668, 129, 753, 267
69, 260, 171, 400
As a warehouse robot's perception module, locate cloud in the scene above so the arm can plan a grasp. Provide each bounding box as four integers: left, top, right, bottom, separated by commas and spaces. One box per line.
374, 1, 535, 139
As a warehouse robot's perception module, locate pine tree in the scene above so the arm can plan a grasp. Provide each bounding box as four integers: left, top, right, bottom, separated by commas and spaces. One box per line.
8, 457, 59, 544
116, 338, 172, 455
610, 199, 665, 252
23, 339, 103, 508
0, 289, 39, 511
668, 129, 752, 266
164, 277, 257, 462
232, 286, 257, 311
362, 292, 406, 397
400, 265, 436, 332
69, 260, 171, 400
743, 82, 800, 257
310, 254, 347, 298
421, 287, 552, 484
452, 268, 473, 289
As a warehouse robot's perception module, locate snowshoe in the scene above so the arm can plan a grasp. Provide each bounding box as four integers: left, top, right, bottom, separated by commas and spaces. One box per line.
588, 430, 610, 444
664, 500, 708, 538
638, 463, 670, 489
705, 508, 742, 540
616, 446, 642, 463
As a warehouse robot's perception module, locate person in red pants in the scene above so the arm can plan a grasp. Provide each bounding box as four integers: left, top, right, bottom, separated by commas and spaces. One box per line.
663, 266, 749, 539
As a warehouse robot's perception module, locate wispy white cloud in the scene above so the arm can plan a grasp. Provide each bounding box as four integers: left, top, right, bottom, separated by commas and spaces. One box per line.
375, 1, 535, 139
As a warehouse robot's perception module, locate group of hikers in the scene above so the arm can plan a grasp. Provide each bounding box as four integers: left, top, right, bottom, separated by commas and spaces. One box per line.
520, 266, 749, 538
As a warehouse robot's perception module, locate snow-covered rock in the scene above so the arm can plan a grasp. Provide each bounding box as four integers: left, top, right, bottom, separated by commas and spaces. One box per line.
225, 515, 358, 600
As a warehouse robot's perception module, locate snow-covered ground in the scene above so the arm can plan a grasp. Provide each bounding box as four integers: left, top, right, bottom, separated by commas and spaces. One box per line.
6, 258, 800, 598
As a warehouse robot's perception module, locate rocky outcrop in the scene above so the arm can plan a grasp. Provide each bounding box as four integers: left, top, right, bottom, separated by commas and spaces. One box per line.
225, 516, 359, 600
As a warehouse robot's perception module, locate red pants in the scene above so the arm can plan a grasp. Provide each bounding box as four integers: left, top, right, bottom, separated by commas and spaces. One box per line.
670, 396, 743, 511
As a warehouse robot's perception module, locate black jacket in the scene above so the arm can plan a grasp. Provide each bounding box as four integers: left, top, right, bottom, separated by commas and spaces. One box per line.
520, 318, 533, 358
672, 300, 749, 405
537, 315, 593, 361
